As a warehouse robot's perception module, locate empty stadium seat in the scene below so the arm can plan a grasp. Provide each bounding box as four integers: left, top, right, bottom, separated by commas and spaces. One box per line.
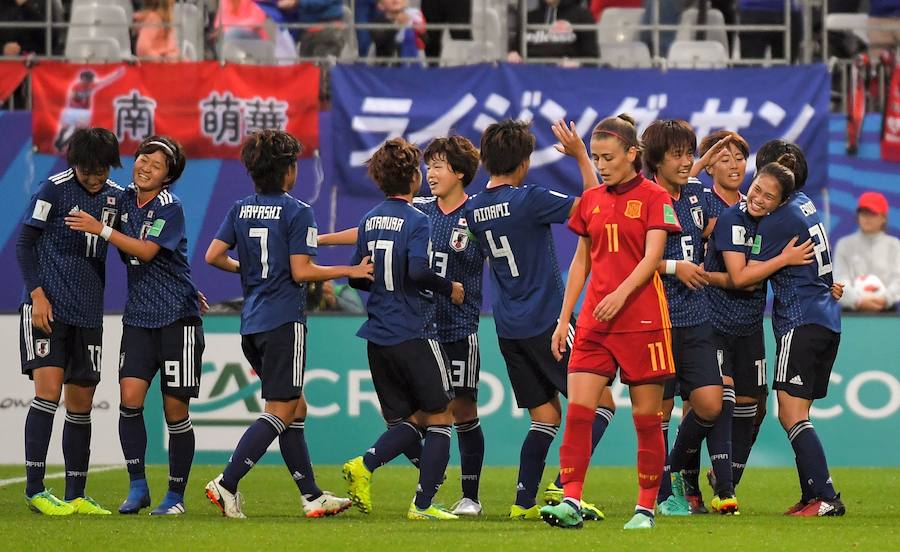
64, 36, 124, 61
825, 13, 870, 47
71, 0, 133, 25
174, 2, 203, 61
667, 40, 729, 69
221, 39, 277, 64
65, 4, 132, 59
598, 7, 645, 44
600, 41, 653, 68
675, 8, 729, 54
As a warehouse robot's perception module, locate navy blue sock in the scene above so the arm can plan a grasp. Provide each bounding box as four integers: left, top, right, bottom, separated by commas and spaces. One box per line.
455, 418, 484, 501
788, 420, 837, 500
166, 417, 194, 496
394, 420, 424, 468
221, 413, 285, 493
707, 387, 735, 498
119, 405, 147, 483
555, 407, 613, 487
279, 420, 323, 500
669, 410, 714, 473
731, 403, 757, 486
363, 421, 421, 472
414, 425, 451, 509
515, 422, 558, 508
24, 398, 57, 497
795, 454, 813, 503
63, 410, 92, 501
657, 419, 672, 502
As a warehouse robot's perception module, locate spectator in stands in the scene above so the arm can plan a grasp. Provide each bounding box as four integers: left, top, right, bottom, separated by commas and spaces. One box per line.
214, 0, 269, 41
355, 0, 379, 56
295, 0, 345, 58
421, 0, 471, 62
253, 1, 299, 61
591, 0, 642, 22
0, 0, 45, 57
737, 0, 801, 62
834, 191, 900, 312
135, 0, 180, 61
508, 0, 598, 66
370, 0, 426, 63
868, 0, 900, 51
308, 280, 365, 314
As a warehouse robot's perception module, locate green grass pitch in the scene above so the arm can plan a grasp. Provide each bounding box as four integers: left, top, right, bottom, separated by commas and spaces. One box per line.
1, 465, 898, 550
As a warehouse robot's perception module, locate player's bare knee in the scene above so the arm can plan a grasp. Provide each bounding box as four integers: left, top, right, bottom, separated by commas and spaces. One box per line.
422, 408, 453, 427
162, 394, 190, 422
293, 395, 308, 420
529, 401, 562, 425
265, 398, 299, 426
64, 382, 96, 412
450, 397, 477, 423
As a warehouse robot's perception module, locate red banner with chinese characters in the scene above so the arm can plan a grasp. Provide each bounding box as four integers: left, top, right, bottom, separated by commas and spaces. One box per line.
882, 60, 900, 163
0, 61, 28, 102
31, 61, 319, 157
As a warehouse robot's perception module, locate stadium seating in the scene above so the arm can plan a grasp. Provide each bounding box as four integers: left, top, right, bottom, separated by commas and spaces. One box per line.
600, 41, 653, 69
174, 2, 203, 61
675, 8, 729, 55
63, 36, 125, 61
71, 0, 133, 26
64, 4, 133, 60
441, 1, 503, 66
597, 7, 645, 45
666, 40, 729, 69
221, 38, 277, 64
825, 13, 870, 48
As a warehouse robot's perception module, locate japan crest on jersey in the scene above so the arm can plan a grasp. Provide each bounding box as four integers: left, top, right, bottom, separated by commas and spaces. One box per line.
35, 339, 50, 358
449, 227, 469, 252
690, 206, 704, 229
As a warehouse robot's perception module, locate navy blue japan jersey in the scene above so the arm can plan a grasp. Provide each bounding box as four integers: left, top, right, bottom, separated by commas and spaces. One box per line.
354, 198, 435, 346
464, 184, 574, 340
705, 201, 766, 336
215, 193, 317, 335
660, 178, 711, 328
750, 192, 841, 337
413, 196, 484, 342
21, 169, 123, 328
118, 186, 199, 328
704, 186, 734, 219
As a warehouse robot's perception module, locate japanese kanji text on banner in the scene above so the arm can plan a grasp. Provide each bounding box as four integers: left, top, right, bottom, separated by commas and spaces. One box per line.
31, 61, 320, 158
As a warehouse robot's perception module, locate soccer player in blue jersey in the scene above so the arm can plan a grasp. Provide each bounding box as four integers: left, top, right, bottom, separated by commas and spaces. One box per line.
638, 120, 736, 516
66, 136, 203, 516
203, 130, 372, 519
723, 143, 845, 517
464, 119, 615, 521
414, 136, 486, 516
17, 128, 122, 516
342, 137, 466, 521
696, 131, 769, 497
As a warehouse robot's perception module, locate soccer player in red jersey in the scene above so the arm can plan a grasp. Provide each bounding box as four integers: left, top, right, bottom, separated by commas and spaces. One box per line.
540, 114, 682, 530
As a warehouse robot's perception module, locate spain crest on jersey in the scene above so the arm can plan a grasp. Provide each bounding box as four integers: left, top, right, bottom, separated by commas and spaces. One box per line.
449, 227, 469, 252
35, 339, 50, 358
625, 200, 642, 219
691, 206, 704, 229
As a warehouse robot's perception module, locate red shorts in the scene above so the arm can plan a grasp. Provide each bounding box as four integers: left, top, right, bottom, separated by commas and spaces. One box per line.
568, 327, 675, 386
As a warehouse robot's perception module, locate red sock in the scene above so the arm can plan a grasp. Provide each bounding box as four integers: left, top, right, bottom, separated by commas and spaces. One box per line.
634, 412, 665, 511
559, 403, 595, 501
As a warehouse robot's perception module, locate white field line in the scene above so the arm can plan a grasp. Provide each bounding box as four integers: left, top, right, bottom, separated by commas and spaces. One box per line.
0, 465, 120, 487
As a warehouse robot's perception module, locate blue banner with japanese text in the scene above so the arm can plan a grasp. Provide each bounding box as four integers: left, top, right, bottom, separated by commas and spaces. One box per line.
330, 63, 829, 201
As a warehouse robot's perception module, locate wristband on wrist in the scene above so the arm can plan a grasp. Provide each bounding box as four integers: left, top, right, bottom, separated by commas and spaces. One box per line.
665, 260, 677, 275
99, 226, 113, 240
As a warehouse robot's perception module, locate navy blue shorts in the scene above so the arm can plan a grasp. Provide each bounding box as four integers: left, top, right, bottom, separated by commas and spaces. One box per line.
367, 339, 453, 421
498, 323, 570, 409
667, 323, 722, 401
774, 324, 840, 400
241, 322, 306, 401
712, 328, 768, 397
20, 305, 102, 385
441, 333, 480, 400
120, 317, 204, 398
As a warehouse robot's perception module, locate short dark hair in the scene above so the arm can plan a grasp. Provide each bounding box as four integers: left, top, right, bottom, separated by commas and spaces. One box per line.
367, 138, 422, 196
479, 119, 535, 176
135, 135, 186, 185
591, 113, 641, 172
67, 127, 122, 172
698, 130, 749, 159
757, 153, 797, 202
423, 135, 480, 188
756, 140, 808, 190
640, 119, 696, 176
240, 130, 302, 194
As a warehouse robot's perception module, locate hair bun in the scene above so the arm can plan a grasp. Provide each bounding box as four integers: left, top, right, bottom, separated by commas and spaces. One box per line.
616, 113, 636, 127
776, 152, 796, 172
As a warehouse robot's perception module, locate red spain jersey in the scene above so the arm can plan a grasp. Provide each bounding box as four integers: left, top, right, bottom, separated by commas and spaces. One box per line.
568, 174, 681, 334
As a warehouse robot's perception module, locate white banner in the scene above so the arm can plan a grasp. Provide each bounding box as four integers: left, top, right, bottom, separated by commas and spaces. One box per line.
0, 315, 125, 464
